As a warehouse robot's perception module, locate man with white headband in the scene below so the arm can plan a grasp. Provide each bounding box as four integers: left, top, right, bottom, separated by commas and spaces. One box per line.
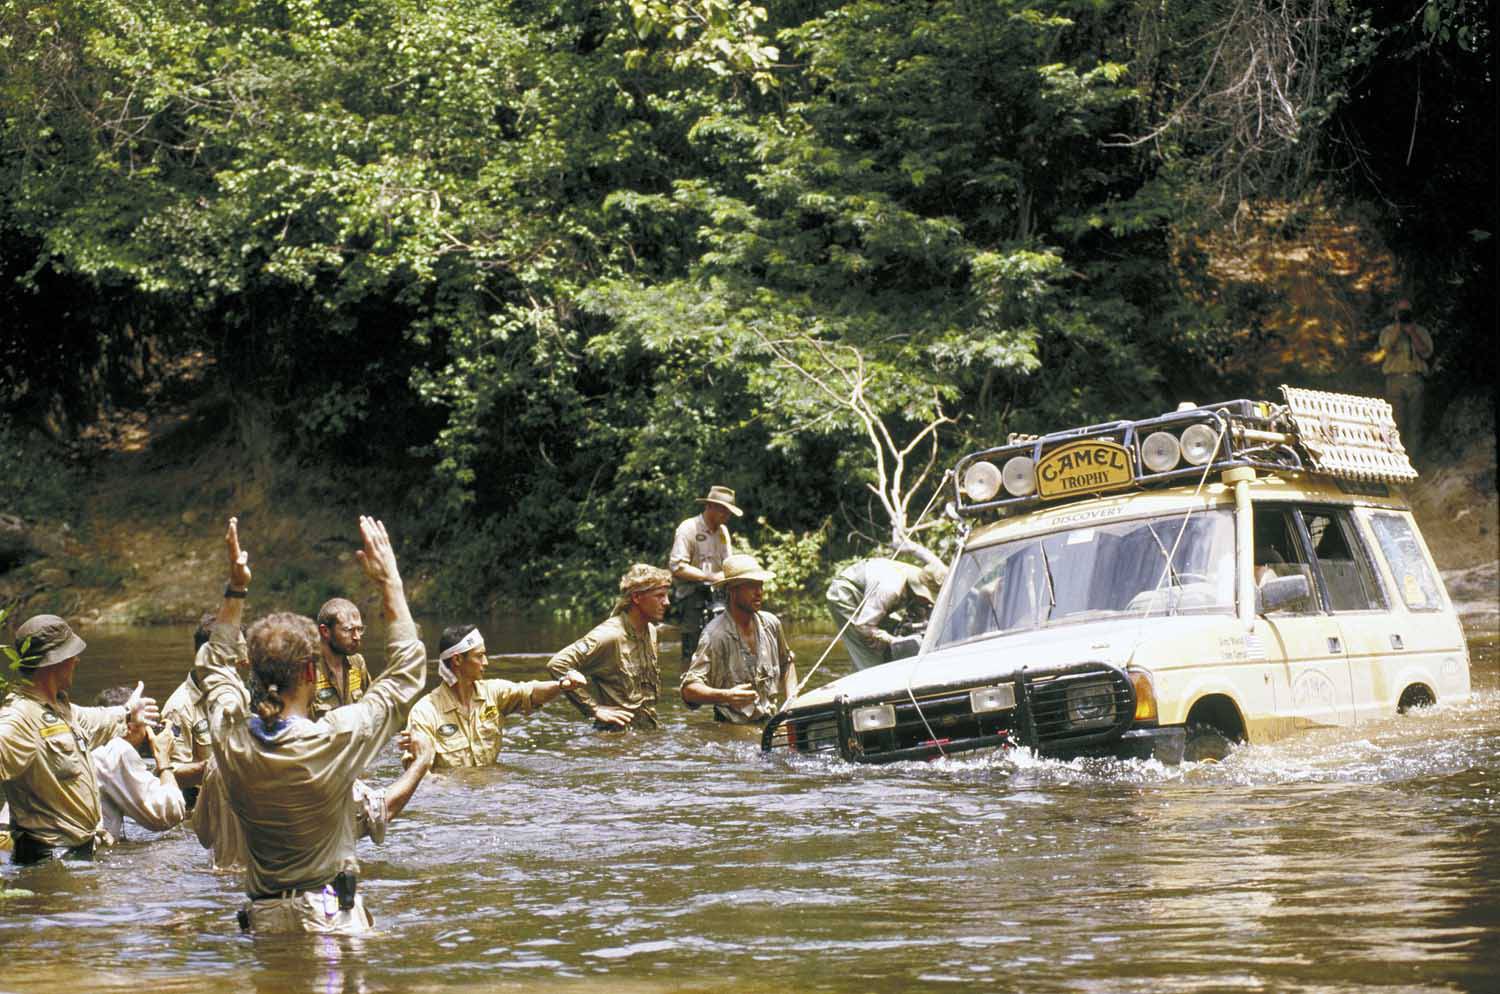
548, 563, 672, 729
403, 625, 585, 770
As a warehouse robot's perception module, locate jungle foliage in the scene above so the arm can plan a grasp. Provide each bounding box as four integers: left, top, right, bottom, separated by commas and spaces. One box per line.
0, 0, 1492, 614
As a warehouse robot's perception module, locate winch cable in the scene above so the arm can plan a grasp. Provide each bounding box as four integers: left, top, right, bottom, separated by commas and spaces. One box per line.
791, 474, 952, 708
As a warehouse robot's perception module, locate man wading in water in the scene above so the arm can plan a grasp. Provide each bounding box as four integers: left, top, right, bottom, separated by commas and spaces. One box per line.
200, 516, 429, 934
680, 554, 798, 726
311, 597, 370, 719
547, 564, 672, 730
404, 623, 585, 770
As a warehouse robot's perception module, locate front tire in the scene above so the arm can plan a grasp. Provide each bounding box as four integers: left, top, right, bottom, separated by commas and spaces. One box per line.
1183, 724, 1235, 763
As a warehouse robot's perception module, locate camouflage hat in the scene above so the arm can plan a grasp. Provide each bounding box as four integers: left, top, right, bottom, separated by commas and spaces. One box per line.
713, 553, 773, 588
12, 614, 87, 668
619, 563, 672, 596
910, 562, 947, 603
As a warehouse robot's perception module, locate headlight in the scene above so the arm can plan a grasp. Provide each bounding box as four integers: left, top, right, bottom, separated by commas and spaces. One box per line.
1064, 680, 1117, 729
1128, 668, 1158, 722
1180, 424, 1220, 465
1141, 431, 1182, 472
962, 461, 1002, 502
970, 684, 1016, 714
1002, 455, 1037, 496
851, 704, 897, 732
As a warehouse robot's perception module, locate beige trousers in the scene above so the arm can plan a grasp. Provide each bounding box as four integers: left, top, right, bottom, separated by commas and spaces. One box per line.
243, 890, 373, 935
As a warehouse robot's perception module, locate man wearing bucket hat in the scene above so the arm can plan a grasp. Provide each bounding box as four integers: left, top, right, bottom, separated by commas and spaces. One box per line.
826, 547, 948, 672
547, 563, 672, 729
669, 485, 741, 661
0, 614, 160, 863
680, 554, 798, 725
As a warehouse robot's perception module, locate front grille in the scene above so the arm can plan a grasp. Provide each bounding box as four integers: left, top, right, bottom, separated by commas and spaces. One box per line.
761, 662, 1134, 764
1024, 665, 1135, 754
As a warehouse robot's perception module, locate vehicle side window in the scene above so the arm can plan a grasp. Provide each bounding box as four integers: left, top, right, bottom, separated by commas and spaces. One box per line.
1368, 513, 1443, 611
1301, 508, 1386, 612
1251, 506, 1318, 614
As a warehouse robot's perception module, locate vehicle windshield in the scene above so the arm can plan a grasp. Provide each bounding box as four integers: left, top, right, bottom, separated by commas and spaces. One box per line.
933, 509, 1236, 649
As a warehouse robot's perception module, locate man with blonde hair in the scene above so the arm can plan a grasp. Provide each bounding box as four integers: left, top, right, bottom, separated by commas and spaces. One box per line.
547, 564, 672, 729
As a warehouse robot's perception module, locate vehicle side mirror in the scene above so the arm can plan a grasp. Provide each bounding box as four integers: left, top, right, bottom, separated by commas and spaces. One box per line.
889, 635, 922, 661
1257, 574, 1310, 614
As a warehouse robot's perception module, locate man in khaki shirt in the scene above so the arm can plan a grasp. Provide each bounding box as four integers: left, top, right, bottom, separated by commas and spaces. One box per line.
669, 485, 740, 660
0, 614, 159, 863
201, 516, 430, 934
681, 555, 798, 725
406, 623, 584, 769
311, 596, 371, 719
162, 612, 248, 807
548, 564, 671, 729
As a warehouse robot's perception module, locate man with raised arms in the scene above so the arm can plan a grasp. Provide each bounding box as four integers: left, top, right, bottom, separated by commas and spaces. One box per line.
199, 516, 431, 933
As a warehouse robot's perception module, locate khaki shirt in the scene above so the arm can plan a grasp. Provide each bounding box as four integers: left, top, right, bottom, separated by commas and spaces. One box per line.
406, 678, 546, 769
1378, 322, 1433, 375
193, 758, 387, 871
547, 615, 661, 728
833, 558, 926, 654
669, 514, 732, 597
200, 620, 425, 897
681, 610, 794, 724
165, 635, 248, 768
0, 686, 127, 847
311, 652, 370, 720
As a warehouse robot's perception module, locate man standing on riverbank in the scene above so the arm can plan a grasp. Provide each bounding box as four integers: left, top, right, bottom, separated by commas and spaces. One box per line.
0, 614, 160, 863
313, 597, 371, 719
547, 564, 671, 730
670, 485, 740, 661
1377, 297, 1433, 460
680, 554, 798, 725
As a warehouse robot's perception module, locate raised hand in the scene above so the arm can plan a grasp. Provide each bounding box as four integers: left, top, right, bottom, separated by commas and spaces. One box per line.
125, 680, 161, 728
226, 517, 252, 590
355, 515, 412, 625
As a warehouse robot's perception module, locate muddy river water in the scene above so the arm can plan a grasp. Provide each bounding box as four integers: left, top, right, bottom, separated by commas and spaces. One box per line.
2, 621, 1496, 993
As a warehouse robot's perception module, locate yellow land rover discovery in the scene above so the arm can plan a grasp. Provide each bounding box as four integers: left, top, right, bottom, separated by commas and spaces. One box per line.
763, 388, 1472, 765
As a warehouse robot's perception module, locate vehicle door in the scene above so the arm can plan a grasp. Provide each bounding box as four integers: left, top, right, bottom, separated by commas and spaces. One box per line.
1297, 506, 1390, 726
1251, 504, 1354, 728
1360, 509, 1471, 708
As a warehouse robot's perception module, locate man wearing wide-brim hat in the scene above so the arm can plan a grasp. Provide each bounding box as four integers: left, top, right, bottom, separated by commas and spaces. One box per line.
680, 554, 798, 725
1, 613, 160, 864
669, 484, 742, 662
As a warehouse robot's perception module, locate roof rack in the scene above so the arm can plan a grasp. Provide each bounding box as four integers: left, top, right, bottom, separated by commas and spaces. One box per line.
952, 386, 1416, 518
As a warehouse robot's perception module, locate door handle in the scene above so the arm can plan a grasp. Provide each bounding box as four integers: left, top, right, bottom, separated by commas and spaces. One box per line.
1327, 636, 1342, 654
1390, 634, 1404, 650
